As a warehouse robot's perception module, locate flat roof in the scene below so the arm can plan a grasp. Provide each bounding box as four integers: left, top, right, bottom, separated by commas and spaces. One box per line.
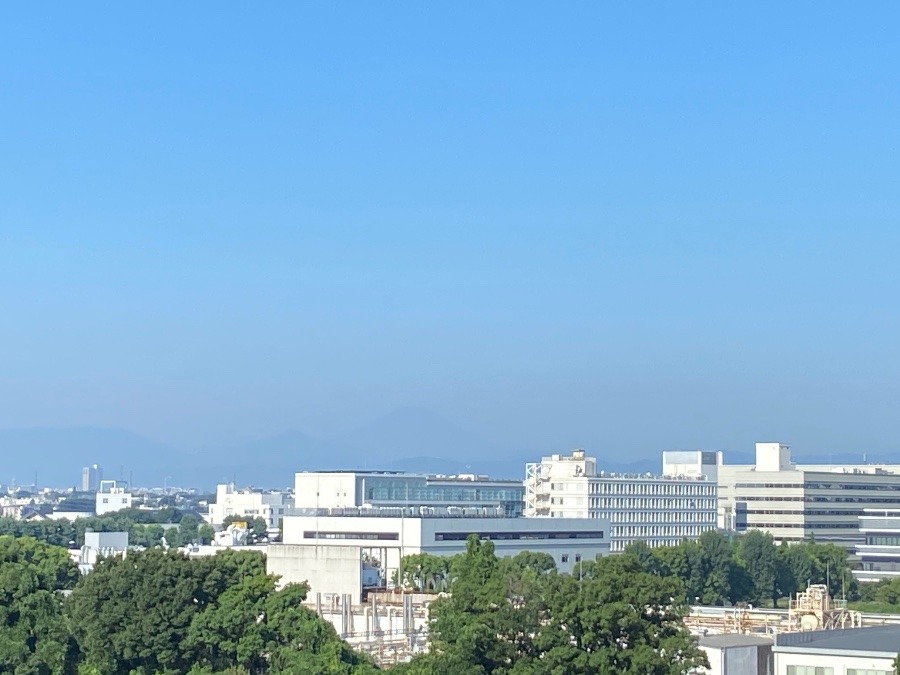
775, 625, 900, 655
699, 634, 773, 648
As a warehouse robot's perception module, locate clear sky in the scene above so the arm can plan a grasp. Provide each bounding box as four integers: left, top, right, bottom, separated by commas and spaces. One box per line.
2, 4, 899, 457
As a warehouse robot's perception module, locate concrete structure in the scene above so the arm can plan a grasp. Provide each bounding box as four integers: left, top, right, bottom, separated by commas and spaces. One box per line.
773, 625, 900, 674
525, 449, 717, 552
694, 634, 774, 675
268, 506, 610, 601
95, 480, 132, 515
718, 443, 900, 547
855, 509, 900, 582
294, 471, 525, 517
75, 531, 128, 573
664, 450, 724, 483
81, 464, 103, 492
207, 483, 293, 530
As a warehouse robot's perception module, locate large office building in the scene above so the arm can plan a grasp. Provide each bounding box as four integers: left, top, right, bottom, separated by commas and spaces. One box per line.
268, 506, 610, 602
854, 509, 900, 582
207, 483, 294, 530
294, 471, 525, 517
717, 443, 900, 548
524, 449, 717, 552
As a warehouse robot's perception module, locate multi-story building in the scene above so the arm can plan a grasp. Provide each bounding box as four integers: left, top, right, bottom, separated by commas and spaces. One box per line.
81, 464, 103, 492
524, 450, 717, 552
207, 483, 293, 530
95, 480, 132, 516
854, 509, 900, 582
718, 443, 900, 547
293, 471, 525, 517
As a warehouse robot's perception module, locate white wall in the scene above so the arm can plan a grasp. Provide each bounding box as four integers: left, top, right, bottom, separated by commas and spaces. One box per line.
294, 473, 359, 509
267, 543, 365, 602
775, 651, 893, 675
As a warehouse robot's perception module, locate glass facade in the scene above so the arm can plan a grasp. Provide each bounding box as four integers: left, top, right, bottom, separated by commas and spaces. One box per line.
360, 475, 525, 517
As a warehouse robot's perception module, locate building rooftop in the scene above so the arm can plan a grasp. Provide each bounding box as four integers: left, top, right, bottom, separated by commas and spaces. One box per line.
774, 625, 900, 655
699, 633, 773, 648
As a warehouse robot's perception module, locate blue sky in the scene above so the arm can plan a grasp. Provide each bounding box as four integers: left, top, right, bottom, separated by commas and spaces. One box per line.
1, 4, 899, 457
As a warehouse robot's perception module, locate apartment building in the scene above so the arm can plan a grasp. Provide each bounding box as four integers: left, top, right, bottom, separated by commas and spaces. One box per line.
524, 450, 717, 552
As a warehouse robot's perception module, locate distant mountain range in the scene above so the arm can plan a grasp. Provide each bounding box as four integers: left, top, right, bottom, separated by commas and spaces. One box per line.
1, 408, 896, 489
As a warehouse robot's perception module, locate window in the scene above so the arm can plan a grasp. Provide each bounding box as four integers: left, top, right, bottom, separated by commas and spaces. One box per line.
102, 498, 108, 504
786, 667, 833, 675
847, 670, 892, 675
121, 498, 128, 504
302, 531, 399, 541
561, 555, 569, 563
575, 554, 582, 563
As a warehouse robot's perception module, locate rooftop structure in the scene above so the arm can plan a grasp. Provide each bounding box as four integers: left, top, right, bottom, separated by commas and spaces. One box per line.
524, 449, 717, 552
294, 471, 525, 517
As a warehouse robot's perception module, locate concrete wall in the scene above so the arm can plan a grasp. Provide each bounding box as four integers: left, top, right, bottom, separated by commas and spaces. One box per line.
267, 543, 364, 602
294, 473, 359, 509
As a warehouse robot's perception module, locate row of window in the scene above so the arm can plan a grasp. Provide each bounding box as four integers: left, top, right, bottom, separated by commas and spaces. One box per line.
589, 498, 716, 510
434, 531, 605, 541
303, 531, 400, 541
745, 509, 862, 516
737, 482, 900, 491
865, 535, 900, 546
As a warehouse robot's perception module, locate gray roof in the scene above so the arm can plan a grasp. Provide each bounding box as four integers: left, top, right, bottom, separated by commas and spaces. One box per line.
699, 633, 773, 648
775, 625, 900, 655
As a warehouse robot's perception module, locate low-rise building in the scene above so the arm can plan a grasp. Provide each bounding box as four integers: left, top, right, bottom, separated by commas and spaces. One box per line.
293, 471, 525, 517
207, 483, 293, 530
773, 625, 900, 674
268, 507, 610, 602
525, 449, 717, 552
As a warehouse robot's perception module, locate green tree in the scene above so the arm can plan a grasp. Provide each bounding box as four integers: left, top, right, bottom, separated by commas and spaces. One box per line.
698, 530, 732, 605
0, 536, 80, 674
737, 530, 778, 606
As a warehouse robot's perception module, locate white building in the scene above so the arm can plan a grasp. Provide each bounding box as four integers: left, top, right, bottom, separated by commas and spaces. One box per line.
525, 450, 717, 552
855, 509, 900, 582
293, 471, 525, 517
718, 443, 900, 547
74, 531, 128, 574
268, 507, 610, 602
207, 483, 293, 530
95, 480, 132, 516
773, 625, 900, 674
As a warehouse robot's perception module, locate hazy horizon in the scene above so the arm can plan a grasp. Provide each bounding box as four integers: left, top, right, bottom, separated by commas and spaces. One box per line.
3, 4, 900, 473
